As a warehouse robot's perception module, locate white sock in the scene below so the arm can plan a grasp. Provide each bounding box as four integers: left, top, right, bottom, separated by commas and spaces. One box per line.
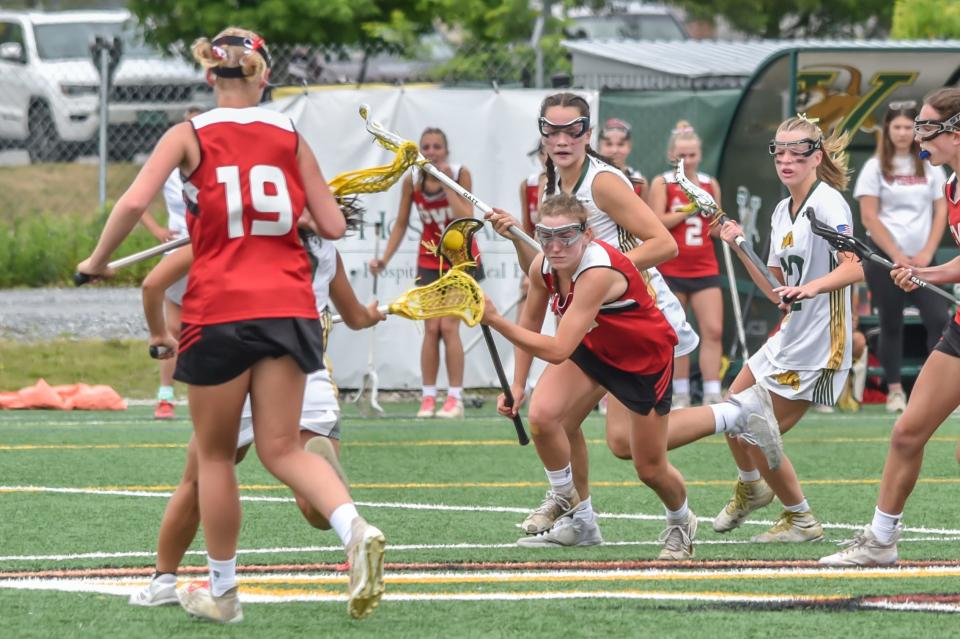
711, 401, 742, 433
157, 385, 174, 401
665, 498, 690, 525
703, 380, 721, 396
573, 496, 594, 522
673, 378, 690, 395
871, 507, 902, 544
545, 464, 575, 493
207, 556, 236, 596
738, 468, 761, 482
330, 502, 360, 547
154, 572, 176, 585
422, 385, 437, 398
784, 499, 809, 514
447, 387, 462, 400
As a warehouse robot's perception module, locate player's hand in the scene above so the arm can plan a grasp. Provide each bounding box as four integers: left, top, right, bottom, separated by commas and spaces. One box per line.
366, 300, 387, 325
148, 333, 177, 359
891, 264, 920, 292
151, 228, 176, 243
480, 298, 500, 325
484, 208, 522, 240
718, 220, 744, 246
369, 258, 386, 275
497, 384, 526, 417
76, 257, 114, 283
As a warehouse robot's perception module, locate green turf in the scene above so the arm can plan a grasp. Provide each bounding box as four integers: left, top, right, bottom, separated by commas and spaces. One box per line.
1, 403, 960, 636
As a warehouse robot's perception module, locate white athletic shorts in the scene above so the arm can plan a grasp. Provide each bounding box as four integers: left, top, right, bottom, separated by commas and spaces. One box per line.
237, 369, 340, 448
165, 275, 188, 306
747, 346, 849, 406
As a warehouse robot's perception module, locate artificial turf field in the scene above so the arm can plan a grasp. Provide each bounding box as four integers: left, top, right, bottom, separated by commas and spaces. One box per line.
2, 402, 960, 637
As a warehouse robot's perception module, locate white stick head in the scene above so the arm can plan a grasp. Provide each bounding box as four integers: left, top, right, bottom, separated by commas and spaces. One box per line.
675, 159, 719, 217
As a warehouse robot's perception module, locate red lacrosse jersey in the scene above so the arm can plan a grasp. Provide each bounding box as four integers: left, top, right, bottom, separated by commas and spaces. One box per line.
181, 107, 317, 325
657, 170, 720, 279
542, 240, 677, 374
946, 173, 960, 326
522, 171, 541, 231
412, 165, 481, 271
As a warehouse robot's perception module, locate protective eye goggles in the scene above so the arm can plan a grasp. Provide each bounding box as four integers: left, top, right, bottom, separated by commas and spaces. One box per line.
914, 112, 960, 141
538, 116, 590, 139
768, 137, 822, 158
888, 100, 918, 111
535, 222, 587, 248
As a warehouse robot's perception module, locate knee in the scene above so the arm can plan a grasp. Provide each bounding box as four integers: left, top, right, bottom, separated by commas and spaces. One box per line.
889, 421, 925, 457
633, 457, 666, 485
606, 433, 632, 460
527, 402, 563, 431
439, 320, 461, 341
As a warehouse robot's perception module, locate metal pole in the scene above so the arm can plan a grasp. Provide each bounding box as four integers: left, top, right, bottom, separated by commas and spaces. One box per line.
97, 44, 109, 210
530, 0, 552, 88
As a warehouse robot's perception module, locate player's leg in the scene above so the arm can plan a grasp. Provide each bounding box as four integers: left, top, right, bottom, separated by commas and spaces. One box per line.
436, 316, 465, 418
689, 285, 724, 404
418, 317, 442, 417
671, 290, 692, 408
155, 297, 182, 420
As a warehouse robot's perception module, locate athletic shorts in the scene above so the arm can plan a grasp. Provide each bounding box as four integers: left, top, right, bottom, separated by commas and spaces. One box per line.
165, 275, 188, 306
237, 367, 341, 446
416, 263, 485, 286
934, 319, 960, 358
570, 344, 672, 416
747, 346, 849, 405
662, 274, 723, 295
174, 317, 324, 386
238, 411, 340, 448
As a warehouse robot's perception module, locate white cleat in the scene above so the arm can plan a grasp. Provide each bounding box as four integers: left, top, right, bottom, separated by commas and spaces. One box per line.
177, 581, 243, 624
129, 576, 178, 607
819, 524, 901, 566
516, 515, 603, 548
346, 516, 386, 620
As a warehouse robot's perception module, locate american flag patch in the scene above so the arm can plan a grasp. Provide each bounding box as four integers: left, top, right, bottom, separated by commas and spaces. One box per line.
836, 223, 852, 236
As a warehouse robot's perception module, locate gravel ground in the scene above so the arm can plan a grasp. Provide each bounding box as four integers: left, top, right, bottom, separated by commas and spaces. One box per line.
0, 287, 147, 341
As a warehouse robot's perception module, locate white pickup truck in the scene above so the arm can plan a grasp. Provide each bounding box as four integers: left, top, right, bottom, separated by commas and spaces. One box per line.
0, 9, 212, 162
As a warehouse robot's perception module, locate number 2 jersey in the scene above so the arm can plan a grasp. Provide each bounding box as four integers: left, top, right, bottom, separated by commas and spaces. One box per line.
181, 107, 317, 325
656, 170, 720, 279
764, 180, 853, 372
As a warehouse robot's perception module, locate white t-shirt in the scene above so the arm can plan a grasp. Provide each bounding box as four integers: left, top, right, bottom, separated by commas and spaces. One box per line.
162, 169, 188, 237
764, 181, 853, 372
853, 155, 946, 256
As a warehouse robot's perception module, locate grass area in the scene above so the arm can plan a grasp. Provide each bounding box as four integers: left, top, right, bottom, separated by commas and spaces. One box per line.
0, 339, 166, 399
1, 404, 960, 636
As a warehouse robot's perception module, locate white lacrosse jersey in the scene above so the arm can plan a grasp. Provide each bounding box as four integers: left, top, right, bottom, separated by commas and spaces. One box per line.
763, 181, 853, 372
162, 169, 188, 237
549, 154, 699, 356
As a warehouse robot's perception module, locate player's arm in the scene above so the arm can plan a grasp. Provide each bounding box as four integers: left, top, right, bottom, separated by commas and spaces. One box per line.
142, 245, 192, 352
298, 135, 347, 240
509, 256, 550, 389
648, 175, 686, 230
329, 252, 387, 329
915, 195, 947, 267
140, 212, 174, 242
594, 172, 677, 269
774, 250, 863, 302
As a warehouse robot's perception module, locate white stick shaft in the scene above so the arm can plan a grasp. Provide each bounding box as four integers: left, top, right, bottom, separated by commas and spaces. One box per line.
721, 240, 749, 359
108, 236, 190, 269
332, 305, 389, 325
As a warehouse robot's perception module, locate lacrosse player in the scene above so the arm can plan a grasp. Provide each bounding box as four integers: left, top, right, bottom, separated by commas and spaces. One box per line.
77, 27, 384, 623
666, 114, 862, 543
597, 117, 645, 198
648, 121, 726, 408
369, 128, 479, 419
483, 193, 699, 559
822, 87, 960, 566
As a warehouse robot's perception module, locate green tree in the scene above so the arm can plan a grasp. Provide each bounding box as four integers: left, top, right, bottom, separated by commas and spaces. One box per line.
891, 0, 960, 38
669, 0, 894, 38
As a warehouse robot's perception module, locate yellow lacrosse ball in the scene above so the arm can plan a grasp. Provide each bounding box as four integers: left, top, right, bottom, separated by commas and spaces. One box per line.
442, 229, 465, 251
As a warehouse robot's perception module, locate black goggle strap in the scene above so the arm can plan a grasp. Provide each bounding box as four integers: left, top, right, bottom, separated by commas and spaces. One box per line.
211, 35, 272, 78
535, 222, 587, 245
539, 116, 590, 138
768, 137, 822, 157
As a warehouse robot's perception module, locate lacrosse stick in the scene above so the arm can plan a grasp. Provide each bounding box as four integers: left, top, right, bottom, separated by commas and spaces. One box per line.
439, 218, 530, 446
331, 267, 485, 326
358, 103, 542, 254
74, 138, 421, 286
351, 221, 385, 416
805, 208, 959, 305
675, 159, 783, 297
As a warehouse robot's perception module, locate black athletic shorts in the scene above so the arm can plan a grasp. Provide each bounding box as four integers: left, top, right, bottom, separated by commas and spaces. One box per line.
934, 319, 960, 359
662, 274, 723, 295
416, 263, 485, 286
174, 317, 324, 386
570, 344, 673, 416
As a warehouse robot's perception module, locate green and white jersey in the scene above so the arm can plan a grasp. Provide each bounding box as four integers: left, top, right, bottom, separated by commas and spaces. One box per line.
763, 181, 852, 372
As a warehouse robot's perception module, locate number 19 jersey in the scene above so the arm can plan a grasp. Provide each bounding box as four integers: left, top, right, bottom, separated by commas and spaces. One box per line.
764, 181, 852, 371
182, 107, 316, 325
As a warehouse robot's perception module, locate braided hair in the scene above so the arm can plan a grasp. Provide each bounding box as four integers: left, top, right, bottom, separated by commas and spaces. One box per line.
539, 93, 611, 195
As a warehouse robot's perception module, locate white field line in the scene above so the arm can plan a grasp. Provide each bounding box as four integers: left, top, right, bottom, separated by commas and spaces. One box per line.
4, 485, 960, 537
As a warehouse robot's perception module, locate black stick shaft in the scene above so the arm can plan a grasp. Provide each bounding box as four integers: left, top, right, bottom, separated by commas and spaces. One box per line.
866, 255, 959, 305
481, 325, 529, 446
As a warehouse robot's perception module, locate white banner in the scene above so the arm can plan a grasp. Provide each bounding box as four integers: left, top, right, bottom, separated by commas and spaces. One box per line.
272, 87, 598, 388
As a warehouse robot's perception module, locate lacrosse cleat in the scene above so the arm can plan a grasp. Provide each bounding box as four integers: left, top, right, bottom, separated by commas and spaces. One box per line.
436, 396, 464, 419
516, 515, 603, 548
728, 385, 783, 470
713, 478, 775, 532
129, 575, 178, 607
154, 399, 175, 420
416, 396, 436, 418
657, 510, 698, 560
819, 524, 901, 566
305, 436, 349, 487
178, 581, 243, 624
346, 516, 386, 620
521, 487, 581, 534
751, 510, 824, 543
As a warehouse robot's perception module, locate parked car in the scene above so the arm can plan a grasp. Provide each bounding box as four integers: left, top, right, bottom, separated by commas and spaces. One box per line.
0, 9, 212, 163
563, 3, 689, 41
